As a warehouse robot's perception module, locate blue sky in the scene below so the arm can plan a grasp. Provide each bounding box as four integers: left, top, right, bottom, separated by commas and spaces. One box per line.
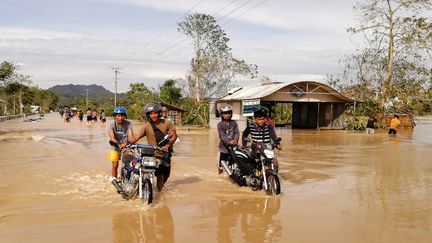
0, 0, 359, 92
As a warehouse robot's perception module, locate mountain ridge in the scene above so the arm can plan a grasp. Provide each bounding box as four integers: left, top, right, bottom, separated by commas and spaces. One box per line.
48, 84, 125, 106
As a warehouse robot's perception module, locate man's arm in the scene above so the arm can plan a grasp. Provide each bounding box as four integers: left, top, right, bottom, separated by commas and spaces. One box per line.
130, 126, 145, 144
163, 122, 177, 151
108, 130, 117, 142
268, 125, 280, 145
241, 125, 250, 147
233, 122, 240, 143
268, 125, 282, 150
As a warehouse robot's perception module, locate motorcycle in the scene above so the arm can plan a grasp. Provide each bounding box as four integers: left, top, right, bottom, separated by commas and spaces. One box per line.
109, 134, 171, 204
219, 141, 281, 195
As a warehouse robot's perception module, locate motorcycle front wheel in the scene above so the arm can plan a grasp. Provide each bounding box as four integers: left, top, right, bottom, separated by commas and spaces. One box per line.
141, 179, 153, 205
265, 171, 281, 195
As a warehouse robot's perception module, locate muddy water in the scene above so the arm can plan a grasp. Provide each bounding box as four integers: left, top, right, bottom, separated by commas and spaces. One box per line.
0, 114, 431, 243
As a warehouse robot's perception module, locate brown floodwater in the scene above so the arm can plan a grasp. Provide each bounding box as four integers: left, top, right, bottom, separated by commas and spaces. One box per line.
0, 114, 431, 243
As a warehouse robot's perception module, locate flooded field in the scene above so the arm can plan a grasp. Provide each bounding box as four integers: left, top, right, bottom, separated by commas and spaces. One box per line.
0, 114, 431, 243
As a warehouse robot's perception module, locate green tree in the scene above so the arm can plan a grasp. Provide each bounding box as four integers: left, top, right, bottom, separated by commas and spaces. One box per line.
346, 0, 432, 109
160, 79, 182, 105
0, 61, 15, 81
178, 13, 258, 102
125, 83, 158, 120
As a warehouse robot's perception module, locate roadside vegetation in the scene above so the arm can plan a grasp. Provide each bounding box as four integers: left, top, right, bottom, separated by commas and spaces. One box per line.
327, 0, 432, 129
0, 61, 58, 115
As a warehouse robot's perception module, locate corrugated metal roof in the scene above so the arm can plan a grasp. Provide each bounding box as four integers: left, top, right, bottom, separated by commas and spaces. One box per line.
219, 82, 289, 101
218, 81, 356, 103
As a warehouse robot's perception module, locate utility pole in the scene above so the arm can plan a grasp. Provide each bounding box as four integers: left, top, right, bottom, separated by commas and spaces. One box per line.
85, 89, 90, 110
19, 80, 23, 115
110, 66, 122, 107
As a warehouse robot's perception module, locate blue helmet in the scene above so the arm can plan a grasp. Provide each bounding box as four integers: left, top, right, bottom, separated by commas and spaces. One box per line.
113, 107, 126, 115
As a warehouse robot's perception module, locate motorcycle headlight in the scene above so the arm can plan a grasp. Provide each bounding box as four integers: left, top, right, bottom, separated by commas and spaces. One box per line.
142, 157, 157, 168
264, 149, 274, 159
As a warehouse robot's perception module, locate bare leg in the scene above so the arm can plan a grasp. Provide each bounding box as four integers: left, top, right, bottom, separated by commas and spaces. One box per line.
112, 161, 119, 178
157, 175, 165, 192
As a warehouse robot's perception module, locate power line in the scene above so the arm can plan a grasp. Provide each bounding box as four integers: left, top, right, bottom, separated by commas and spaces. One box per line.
212, 0, 238, 16
123, 0, 206, 61
221, 0, 268, 27
155, 0, 257, 60
217, 0, 254, 22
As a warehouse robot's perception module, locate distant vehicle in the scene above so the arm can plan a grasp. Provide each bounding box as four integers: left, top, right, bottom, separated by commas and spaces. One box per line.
30, 105, 40, 114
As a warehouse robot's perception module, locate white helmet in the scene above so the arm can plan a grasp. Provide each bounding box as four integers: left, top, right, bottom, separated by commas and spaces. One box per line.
219, 104, 233, 114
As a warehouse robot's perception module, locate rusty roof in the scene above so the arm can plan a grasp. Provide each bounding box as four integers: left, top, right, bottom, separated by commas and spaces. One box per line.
218, 81, 356, 103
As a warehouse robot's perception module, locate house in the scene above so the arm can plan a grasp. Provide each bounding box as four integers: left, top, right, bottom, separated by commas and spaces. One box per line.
210, 81, 357, 131
160, 102, 185, 125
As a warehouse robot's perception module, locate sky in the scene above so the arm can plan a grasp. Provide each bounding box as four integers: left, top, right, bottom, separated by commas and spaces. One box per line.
0, 0, 360, 93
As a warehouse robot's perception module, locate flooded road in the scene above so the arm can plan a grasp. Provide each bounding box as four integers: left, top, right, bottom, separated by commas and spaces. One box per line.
0, 114, 431, 243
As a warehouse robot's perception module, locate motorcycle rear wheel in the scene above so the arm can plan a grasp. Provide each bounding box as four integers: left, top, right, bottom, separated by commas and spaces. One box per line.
141, 179, 153, 205
265, 172, 281, 195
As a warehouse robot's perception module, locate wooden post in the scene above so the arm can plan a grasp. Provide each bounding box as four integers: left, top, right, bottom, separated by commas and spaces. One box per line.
317, 102, 320, 130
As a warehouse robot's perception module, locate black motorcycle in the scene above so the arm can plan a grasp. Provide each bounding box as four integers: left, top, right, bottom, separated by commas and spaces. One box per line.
219, 142, 281, 195
109, 134, 171, 204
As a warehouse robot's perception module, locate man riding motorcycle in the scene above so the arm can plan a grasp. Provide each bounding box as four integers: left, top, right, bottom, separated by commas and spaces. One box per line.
242, 108, 282, 171
130, 102, 178, 192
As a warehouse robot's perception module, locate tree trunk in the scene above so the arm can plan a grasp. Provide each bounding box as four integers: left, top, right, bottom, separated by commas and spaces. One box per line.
380, 0, 395, 108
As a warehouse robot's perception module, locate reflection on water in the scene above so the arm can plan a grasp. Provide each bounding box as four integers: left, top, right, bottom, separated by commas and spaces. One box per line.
0, 114, 431, 242
113, 206, 174, 243
217, 197, 282, 243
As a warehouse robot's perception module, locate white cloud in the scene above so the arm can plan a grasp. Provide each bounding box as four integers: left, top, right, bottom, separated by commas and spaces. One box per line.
0, 27, 85, 40
0, 0, 359, 92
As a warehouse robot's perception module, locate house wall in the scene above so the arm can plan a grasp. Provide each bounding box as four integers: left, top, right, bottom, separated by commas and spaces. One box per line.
211, 82, 354, 130
209, 101, 248, 131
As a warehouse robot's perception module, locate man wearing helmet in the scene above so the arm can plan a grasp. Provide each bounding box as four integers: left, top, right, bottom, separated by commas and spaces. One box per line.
161, 106, 172, 121
242, 107, 282, 170
217, 103, 240, 174
108, 107, 135, 179
130, 102, 178, 192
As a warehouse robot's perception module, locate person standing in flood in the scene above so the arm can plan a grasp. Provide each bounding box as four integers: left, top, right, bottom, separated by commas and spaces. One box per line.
86, 108, 92, 124
366, 115, 377, 134
78, 110, 84, 122
216, 104, 240, 174
388, 114, 401, 135
130, 102, 177, 192
92, 109, 98, 123
100, 109, 106, 124
108, 107, 135, 179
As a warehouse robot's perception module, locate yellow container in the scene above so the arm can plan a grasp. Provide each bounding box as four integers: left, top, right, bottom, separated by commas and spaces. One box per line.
108, 150, 120, 162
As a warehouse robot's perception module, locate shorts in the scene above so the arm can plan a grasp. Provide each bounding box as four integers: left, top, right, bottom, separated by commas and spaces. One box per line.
87, 116, 92, 121
155, 164, 171, 182
388, 128, 397, 134
366, 127, 375, 134
219, 152, 230, 162
155, 152, 172, 180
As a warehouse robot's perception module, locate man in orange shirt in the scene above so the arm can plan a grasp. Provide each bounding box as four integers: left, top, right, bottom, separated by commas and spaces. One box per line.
388, 115, 401, 135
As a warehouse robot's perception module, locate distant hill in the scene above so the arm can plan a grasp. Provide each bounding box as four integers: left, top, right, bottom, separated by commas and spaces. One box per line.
48, 84, 126, 106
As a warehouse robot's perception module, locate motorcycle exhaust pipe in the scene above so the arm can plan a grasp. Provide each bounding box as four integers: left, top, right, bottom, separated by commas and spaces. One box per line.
220, 160, 233, 175
110, 177, 123, 194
